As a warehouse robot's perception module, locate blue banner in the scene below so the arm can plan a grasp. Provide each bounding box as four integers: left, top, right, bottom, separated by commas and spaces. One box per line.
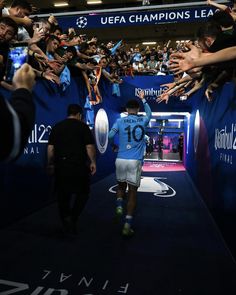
59, 6, 216, 29
120, 75, 192, 112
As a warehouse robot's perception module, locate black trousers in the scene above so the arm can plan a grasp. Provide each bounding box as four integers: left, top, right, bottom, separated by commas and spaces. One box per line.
54, 164, 90, 222
57, 190, 89, 222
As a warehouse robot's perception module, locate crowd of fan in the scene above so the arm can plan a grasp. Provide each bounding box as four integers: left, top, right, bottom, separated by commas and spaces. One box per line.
1, 0, 236, 105
159, 0, 236, 104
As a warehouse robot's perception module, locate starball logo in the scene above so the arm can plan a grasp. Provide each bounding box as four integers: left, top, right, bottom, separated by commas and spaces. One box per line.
135, 87, 167, 101
109, 176, 176, 198
214, 123, 236, 165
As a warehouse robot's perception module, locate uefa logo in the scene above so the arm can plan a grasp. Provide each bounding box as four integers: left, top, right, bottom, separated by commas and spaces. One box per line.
109, 176, 176, 198
76, 16, 88, 28
95, 108, 109, 154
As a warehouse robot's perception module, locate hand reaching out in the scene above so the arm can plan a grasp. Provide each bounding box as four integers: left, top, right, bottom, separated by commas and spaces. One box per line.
156, 93, 170, 104
43, 69, 60, 84
169, 52, 196, 74
169, 44, 203, 75
205, 82, 218, 101
160, 82, 176, 90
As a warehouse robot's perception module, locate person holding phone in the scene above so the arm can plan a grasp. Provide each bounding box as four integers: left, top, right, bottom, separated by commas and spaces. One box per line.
4, 43, 29, 82
0, 63, 36, 161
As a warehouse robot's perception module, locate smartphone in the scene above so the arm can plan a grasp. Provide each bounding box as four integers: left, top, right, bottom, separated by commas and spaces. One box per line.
5, 43, 29, 82
34, 22, 43, 32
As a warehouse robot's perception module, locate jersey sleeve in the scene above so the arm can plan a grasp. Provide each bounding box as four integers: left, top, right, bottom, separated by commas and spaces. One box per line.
108, 120, 119, 142
142, 99, 152, 126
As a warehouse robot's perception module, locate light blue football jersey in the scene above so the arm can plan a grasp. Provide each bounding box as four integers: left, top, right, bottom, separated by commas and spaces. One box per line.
109, 101, 152, 160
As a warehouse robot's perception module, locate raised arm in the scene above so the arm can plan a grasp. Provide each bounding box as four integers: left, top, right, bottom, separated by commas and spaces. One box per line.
138, 90, 152, 123
171, 46, 236, 73
206, 0, 228, 11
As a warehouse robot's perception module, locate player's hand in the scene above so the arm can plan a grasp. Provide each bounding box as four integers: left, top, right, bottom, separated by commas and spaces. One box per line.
12, 63, 36, 92
138, 90, 145, 100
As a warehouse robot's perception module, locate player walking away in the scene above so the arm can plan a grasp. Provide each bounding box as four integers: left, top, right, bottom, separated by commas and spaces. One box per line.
108, 91, 152, 237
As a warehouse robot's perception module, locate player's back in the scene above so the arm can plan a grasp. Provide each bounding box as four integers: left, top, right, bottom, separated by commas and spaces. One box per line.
117, 114, 147, 160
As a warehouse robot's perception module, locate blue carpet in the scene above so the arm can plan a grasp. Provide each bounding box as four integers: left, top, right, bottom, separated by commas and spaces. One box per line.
0, 171, 236, 295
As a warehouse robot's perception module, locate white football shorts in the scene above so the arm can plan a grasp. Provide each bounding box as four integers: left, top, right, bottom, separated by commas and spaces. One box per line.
115, 158, 142, 187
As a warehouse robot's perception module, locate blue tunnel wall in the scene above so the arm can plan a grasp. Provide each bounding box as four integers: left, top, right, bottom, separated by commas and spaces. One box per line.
0, 75, 236, 254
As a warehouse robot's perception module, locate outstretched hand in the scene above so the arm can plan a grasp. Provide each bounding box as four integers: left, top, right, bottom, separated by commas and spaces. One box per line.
156, 93, 170, 104
43, 69, 61, 84
169, 44, 203, 75
169, 53, 195, 74
160, 82, 176, 90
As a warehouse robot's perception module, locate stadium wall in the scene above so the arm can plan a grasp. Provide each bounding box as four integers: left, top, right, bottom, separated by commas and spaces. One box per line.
0, 77, 236, 256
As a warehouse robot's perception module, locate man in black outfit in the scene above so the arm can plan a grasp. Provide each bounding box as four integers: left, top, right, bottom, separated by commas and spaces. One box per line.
0, 63, 36, 161
47, 104, 96, 234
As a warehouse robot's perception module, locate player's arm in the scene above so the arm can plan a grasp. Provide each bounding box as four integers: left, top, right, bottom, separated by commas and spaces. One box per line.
138, 90, 152, 123
108, 121, 119, 151
108, 121, 118, 141
143, 99, 152, 123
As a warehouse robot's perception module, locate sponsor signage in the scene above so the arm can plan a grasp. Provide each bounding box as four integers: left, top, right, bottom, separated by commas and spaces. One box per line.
214, 123, 236, 165
23, 123, 52, 155
59, 6, 216, 29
